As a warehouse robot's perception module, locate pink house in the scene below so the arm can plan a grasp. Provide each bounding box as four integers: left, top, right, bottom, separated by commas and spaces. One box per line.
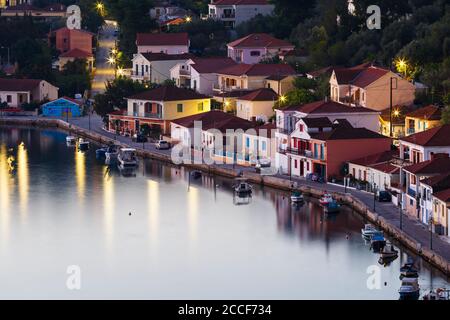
227, 33, 295, 64
136, 32, 190, 54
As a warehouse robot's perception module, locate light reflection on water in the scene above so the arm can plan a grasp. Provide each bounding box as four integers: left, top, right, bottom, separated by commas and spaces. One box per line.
0, 127, 449, 299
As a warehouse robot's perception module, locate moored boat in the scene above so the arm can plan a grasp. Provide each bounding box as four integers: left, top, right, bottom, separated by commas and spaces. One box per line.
190, 170, 202, 179
399, 277, 420, 300
380, 243, 398, 259
96, 148, 107, 159
105, 145, 119, 163
361, 224, 379, 239
319, 193, 334, 206
370, 233, 386, 253
78, 138, 90, 151
66, 135, 76, 146
400, 262, 419, 279
324, 201, 341, 213
234, 178, 253, 196
118, 148, 138, 170
290, 191, 304, 203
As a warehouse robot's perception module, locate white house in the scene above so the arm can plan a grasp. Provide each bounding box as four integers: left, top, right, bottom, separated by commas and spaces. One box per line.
227, 33, 294, 64
170, 57, 237, 96
243, 122, 277, 164
0, 78, 58, 108
136, 32, 190, 54
131, 52, 194, 84
208, 0, 274, 28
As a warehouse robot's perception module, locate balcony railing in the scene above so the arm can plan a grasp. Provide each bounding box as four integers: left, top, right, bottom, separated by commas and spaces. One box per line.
221, 13, 235, 19
179, 69, 190, 76
144, 113, 162, 119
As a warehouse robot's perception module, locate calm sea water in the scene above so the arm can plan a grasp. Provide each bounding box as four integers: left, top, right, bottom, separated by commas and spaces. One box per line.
0, 127, 448, 299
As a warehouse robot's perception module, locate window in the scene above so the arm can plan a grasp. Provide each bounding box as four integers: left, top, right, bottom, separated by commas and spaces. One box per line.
177, 104, 183, 113
267, 83, 271, 89
145, 65, 149, 73
261, 141, 266, 151
250, 51, 261, 57
193, 80, 197, 90
299, 124, 304, 132
246, 137, 250, 148
294, 159, 298, 169
198, 102, 204, 111
307, 162, 310, 171
7, 95, 12, 103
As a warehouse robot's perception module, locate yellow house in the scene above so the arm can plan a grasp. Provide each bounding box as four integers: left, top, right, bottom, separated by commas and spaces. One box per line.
108, 85, 211, 135
379, 105, 415, 138
265, 75, 295, 96
405, 105, 442, 136
236, 88, 278, 122
432, 188, 450, 237
329, 64, 416, 111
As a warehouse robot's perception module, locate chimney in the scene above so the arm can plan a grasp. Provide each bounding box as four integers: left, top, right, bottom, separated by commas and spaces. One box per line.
430, 153, 449, 160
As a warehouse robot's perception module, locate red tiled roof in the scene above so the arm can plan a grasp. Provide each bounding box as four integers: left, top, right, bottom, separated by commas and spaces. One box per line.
61, 96, 83, 106
349, 150, 398, 166
127, 85, 209, 101
403, 154, 450, 175
171, 110, 254, 133
0, 78, 42, 91
247, 123, 277, 136
421, 173, 450, 190
434, 188, 450, 203
212, 0, 270, 5
311, 125, 389, 141
351, 67, 389, 87
301, 117, 333, 128
406, 105, 442, 121
237, 88, 278, 101
307, 66, 341, 78
52, 27, 95, 36
59, 48, 93, 58
190, 57, 236, 74
228, 33, 293, 49
217, 63, 295, 77
400, 125, 450, 147
369, 162, 399, 174
141, 52, 194, 62
136, 32, 189, 46
285, 100, 379, 114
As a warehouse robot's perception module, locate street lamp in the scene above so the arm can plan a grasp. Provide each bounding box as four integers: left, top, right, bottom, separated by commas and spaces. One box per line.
185, 16, 192, 23
96, 2, 105, 16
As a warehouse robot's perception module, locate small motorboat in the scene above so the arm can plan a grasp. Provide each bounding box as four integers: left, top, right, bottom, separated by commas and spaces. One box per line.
380, 243, 398, 259
96, 148, 107, 160
361, 224, 379, 239
400, 262, 419, 279
234, 179, 253, 196
324, 201, 341, 214
118, 148, 138, 170
105, 145, 120, 163
399, 277, 420, 300
290, 191, 304, 203
319, 193, 334, 206
370, 233, 386, 253
190, 170, 202, 180
78, 138, 90, 151
423, 288, 450, 300
66, 135, 76, 146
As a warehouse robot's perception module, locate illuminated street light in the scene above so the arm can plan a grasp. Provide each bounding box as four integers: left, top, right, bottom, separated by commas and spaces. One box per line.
107, 57, 116, 65
394, 57, 409, 77
393, 109, 400, 117
186, 16, 192, 23
117, 67, 124, 76
111, 48, 118, 55
279, 95, 287, 103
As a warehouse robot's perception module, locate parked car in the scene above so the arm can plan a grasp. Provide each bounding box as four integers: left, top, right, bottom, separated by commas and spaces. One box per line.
377, 191, 392, 202
155, 140, 170, 150
132, 133, 148, 143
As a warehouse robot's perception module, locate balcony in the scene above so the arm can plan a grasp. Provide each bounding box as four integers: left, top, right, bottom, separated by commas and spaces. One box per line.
143, 113, 162, 119
179, 69, 190, 77
221, 13, 235, 19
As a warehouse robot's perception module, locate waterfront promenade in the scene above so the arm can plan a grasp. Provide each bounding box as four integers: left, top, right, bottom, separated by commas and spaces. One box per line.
1, 114, 450, 275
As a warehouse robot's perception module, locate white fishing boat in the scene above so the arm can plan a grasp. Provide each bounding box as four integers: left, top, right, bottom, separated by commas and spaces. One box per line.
234, 178, 253, 196
66, 135, 76, 146
399, 277, 420, 300
361, 224, 379, 238
118, 148, 138, 169
78, 138, 90, 151
105, 145, 119, 163
290, 191, 304, 203
319, 193, 334, 205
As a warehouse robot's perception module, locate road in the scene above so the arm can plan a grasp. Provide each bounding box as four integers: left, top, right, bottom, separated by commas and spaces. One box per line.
91, 20, 117, 96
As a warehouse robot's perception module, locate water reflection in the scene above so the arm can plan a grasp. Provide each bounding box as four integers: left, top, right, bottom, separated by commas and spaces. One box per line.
188, 186, 199, 246
147, 179, 159, 247
103, 166, 115, 250
0, 144, 11, 245
17, 142, 29, 217
75, 148, 86, 202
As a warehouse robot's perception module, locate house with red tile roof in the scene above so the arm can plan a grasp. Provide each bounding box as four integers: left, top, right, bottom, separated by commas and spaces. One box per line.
50, 27, 94, 56
348, 149, 400, 192
136, 32, 189, 54
235, 88, 278, 122
379, 104, 416, 138
405, 105, 442, 135
227, 33, 294, 64
169, 57, 237, 95
419, 172, 450, 232
108, 85, 211, 135
282, 120, 392, 181
431, 186, 450, 237
0, 78, 58, 108
58, 48, 94, 71
207, 0, 274, 28
402, 153, 450, 220
131, 52, 194, 84
329, 63, 416, 111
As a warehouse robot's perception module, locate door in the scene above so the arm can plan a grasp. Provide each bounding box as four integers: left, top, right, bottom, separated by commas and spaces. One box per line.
300, 160, 304, 176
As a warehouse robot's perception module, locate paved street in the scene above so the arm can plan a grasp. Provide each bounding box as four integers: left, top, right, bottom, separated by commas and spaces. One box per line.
91, 21, 117, 96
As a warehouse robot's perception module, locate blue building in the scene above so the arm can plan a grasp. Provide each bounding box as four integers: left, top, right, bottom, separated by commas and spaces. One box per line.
41, 97, 83, 117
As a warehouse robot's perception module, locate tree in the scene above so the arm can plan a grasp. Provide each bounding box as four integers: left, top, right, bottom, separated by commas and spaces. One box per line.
442, 93, 450, 125
276, 88, 315, 109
